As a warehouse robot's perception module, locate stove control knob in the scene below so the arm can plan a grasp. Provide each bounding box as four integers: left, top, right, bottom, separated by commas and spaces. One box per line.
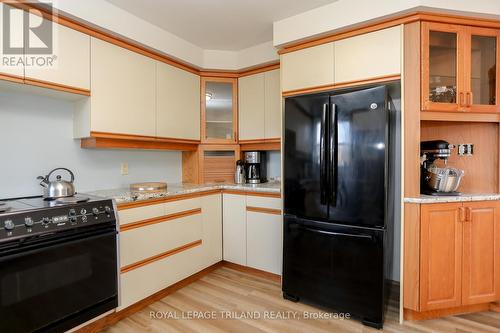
104, 206, 112, 214
4, 220, 15, 231
92, 208, 100, 216
69, 216, 77, 223
69, 208, 76, 216
41, 217, 50, 225
80, 208, 87, 215
24, 217, 34, 227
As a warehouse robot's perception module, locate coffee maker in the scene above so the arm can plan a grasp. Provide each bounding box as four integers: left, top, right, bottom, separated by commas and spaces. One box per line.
420, 140, 464, 196
244, 151, 266, 184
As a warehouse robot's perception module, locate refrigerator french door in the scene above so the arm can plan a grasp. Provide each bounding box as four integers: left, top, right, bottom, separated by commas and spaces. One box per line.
283, 86, 390, 328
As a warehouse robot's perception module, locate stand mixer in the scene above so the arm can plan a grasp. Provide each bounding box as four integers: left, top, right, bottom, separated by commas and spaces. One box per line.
420, 140, 464, 196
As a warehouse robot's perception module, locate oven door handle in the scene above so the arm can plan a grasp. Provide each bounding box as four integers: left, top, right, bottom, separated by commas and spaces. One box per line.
0, 228, 117, 259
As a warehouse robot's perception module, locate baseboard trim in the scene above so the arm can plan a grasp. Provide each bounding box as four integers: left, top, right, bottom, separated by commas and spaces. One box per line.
222, 261, 282, 283
404, 303, 491, 321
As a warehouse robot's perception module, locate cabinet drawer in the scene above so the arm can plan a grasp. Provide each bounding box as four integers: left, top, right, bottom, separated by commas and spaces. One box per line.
119, 245, 204, 310
246, 196, 282, 210
164, 197, 201, 215
120, 213, 202, 267
118, 204, 164, 226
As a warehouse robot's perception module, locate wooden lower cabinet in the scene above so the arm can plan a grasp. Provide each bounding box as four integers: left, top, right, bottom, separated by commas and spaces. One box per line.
408, 200, 500, 315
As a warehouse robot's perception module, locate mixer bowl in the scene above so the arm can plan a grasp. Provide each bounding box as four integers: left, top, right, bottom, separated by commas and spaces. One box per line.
426, 167, 464, 193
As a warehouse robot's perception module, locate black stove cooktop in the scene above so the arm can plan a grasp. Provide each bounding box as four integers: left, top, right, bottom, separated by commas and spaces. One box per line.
0, 194, 116, 243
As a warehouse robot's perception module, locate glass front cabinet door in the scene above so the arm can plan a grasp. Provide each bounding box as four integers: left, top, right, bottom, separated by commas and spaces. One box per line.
201, 77, 238, 143
422, 22, 499, 113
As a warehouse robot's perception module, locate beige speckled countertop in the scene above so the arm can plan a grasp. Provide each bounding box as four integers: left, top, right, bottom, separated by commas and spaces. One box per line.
86, 181, 281, 204
404, 193, 500, 204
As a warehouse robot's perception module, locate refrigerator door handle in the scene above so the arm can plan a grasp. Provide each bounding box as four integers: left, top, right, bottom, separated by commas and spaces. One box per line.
329, 103, 338, 207
299, 225, 374, 240
320, 103, 328, 205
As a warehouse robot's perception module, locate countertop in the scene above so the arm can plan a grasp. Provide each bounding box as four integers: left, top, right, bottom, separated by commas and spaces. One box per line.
404, 193, 500, 204
86, 181, 281, 204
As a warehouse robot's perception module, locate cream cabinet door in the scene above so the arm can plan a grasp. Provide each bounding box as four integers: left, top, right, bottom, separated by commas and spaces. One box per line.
246, 211, 283, 275
156, 61, 200, 140
238, 73, 265, 140
281, 42, 334, 92
334, 26, 401, 83
24, 19, 90, 90
222, 194, 246, 265
90, 38, 156, 136
201, 193, 223, 265
0, 4, 24, 78
264, 69, 281, 139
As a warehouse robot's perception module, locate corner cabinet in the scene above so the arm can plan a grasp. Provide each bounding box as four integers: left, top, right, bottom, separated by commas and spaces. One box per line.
407, 201, 500, 315
238, 69, 281, 141
422, 22, 500, 113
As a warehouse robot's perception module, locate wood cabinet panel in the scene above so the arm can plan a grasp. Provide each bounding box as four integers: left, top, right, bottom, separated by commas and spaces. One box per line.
222, 194, 246, 265
334, 26, 401, 83
462, 201, 500, 304
24, 19, 90, 90
156, 61, 200, 140
420, 203, 463, 311
90, 38, 156, 136
264, 69, 282, 139
238, 73, 265, 140
246, 211, 282, 275
281, 42, 334, 92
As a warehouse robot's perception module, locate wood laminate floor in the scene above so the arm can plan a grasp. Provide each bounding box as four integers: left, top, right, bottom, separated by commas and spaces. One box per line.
103, 267, 500, 333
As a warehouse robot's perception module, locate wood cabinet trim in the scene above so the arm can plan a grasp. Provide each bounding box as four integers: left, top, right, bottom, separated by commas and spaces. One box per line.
281, 74, 401, 97
120, 239, 202, 273
246, 206, 282, 215
0, 73, 25, 84
23, 77, 91, 96
240, 138, 281, 151
120, 208, 202, 232
117, 189, 221, 210
223, 190, 281, 198
420, 111, 500, 122
404, 302, 491, 321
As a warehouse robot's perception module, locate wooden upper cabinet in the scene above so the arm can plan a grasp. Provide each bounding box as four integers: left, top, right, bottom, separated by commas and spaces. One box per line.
264, 69, 281, 139
156, 62, 200, 140
238, 68, 281, 141
90, 38, 156, 136
238, 73, 265, 140
422, 22, 500, 113
201, 77, 238, 143
420, 202, 463, 311
334, 26, 401, 83
24, 17, 90, 91
462, 201, 500, 305
281, 42, 334, 92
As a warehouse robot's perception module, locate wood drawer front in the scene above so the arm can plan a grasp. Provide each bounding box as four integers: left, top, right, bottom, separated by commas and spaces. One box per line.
118, 204, 164, 226
120, 213, 202, 267
246, 196, 282, 210
119, 245, 203, 310
164, 197, 201, 215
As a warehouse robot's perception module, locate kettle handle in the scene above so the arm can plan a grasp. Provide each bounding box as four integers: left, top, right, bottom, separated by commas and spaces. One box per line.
46, 168, 75, 183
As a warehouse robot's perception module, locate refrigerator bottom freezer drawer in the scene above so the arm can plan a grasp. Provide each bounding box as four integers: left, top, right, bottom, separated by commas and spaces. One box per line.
282, 215, 385, 326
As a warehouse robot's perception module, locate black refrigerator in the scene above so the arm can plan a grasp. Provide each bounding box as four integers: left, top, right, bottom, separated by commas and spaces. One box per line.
283, 85, 394, 328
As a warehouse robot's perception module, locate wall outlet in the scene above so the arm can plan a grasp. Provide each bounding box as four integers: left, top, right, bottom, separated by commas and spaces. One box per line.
457, 144, 474, 156
121, 163, 129, 175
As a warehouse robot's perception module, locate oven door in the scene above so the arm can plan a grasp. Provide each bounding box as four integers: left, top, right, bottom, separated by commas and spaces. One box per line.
0, 227, 118, 333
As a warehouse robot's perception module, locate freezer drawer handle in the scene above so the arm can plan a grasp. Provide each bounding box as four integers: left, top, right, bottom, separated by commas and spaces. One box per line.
299, 225, 374, 240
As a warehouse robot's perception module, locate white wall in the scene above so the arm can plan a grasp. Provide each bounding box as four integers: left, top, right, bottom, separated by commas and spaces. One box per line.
266, 151, 281, 180
0, 91, 181, 198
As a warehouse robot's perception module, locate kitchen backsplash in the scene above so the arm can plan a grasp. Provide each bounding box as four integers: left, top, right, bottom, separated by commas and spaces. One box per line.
0, 91, 182, 198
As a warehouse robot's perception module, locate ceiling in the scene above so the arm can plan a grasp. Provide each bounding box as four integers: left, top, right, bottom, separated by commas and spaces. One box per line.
104, 0, 337, 51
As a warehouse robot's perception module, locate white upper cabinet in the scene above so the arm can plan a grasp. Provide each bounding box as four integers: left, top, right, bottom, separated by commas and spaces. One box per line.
238, 69, 281, 141
281, 42, 334, 92
90, 38, 156, 136
264, 69, 281, 139
334, 26, 402, 83
0, 4, 24, 78
156, 62, 200, 140
24, 17, 90, 90
238, 73, 265, 140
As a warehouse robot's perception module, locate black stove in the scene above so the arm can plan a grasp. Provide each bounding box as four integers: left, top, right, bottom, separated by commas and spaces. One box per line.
0, 194, 116, 242
0, 194, 119, 333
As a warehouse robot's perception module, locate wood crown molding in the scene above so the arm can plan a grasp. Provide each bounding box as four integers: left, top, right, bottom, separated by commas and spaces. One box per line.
278, 11, 500, 55
282, 74, 401, 97
120, 208, 202, 232
120, 239, 202, 273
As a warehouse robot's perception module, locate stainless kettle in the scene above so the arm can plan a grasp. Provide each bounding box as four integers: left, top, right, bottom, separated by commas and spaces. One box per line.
235, 160, 246, 184
37, 168, 76, 199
